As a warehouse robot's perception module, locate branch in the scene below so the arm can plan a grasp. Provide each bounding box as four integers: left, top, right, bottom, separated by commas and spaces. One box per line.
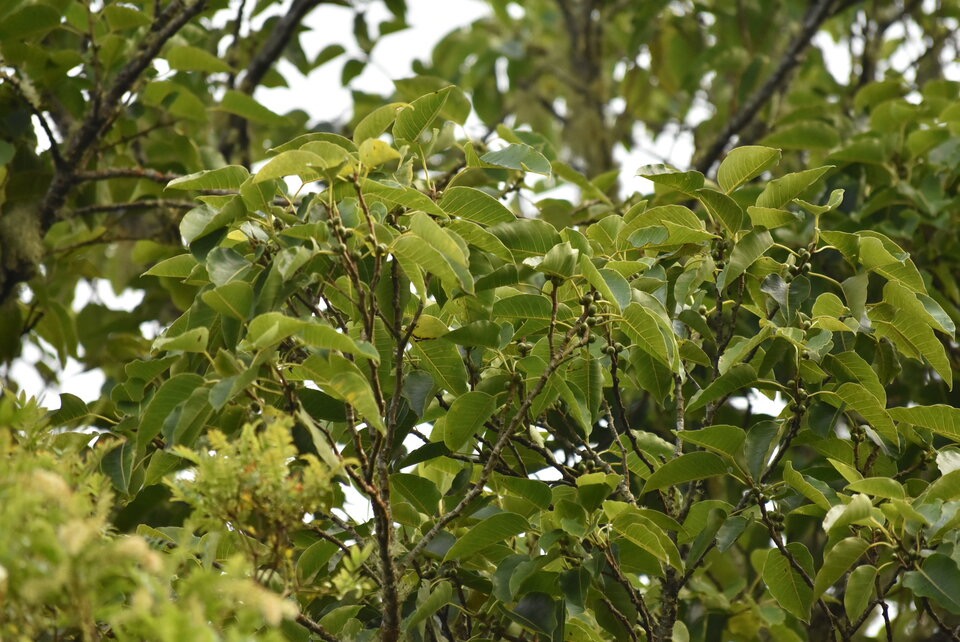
220, 0, 323, 162
400, 312, 591, 568
37, 0, 208, 232
70, 199, 196, 217
296, 613, 341, 642
693, 0, 836, 175
75, 168, 180, 184
0, 69, 65, 169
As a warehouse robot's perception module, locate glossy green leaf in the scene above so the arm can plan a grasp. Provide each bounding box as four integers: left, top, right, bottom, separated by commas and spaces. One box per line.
444, 512, 528, 561
391, 473, 442, 515
288, 354, 385, 433
167, 166, 249, 191
620, 302, 677, 371
444, 391, 497, 451
718, 228, 772, 291
755, 166, 832, 209
353, 102, 407, 143
137, 374, 205, 450
677, 424, 746, 459
166, 45, 232, 73
813, 537, 870, 599
410, 339, 468, 395
888, 404, 960, 441
717, 146, 781, 193
696, 188, 744, 234
481, 144, 551, 175
762, 543, 813, 622
439, 186, 515, 226
641, 452, 728, 494
903, 554, 960, 614
686, 363, 756, 413
844, 565, 877, 620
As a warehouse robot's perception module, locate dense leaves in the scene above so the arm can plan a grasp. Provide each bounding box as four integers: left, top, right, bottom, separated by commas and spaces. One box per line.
2, 1, 960, 642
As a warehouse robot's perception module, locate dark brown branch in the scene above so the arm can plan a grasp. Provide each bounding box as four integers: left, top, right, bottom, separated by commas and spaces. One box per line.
296, 613, 341, 642
75, 168, 180, 184
693, 0, 836, 175
38, 0, 209, 230
70, 199, 196, 217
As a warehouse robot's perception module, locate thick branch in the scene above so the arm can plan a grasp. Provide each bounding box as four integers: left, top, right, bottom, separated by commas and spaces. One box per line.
38, 0, 209, 230
693, 0, 835, 175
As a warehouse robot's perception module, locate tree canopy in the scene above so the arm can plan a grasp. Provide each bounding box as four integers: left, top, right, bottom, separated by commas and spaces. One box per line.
2, 1, 960, 641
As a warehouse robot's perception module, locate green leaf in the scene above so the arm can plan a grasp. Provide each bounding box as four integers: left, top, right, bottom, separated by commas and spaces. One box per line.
620, 302, 677, 371
490, 219, 562, 261
410, 339, 468, 395
903, 554, 960, 615
137, 374, 205, 450
218, 89, 286, 125
444, 512, 528, 561
507, 593, 558, 637
493, 294, 554, 321
687, 364, 756, 413
153, 327, 209, 353
755, 166, 833, 209
813, 537, 870, 599
405, 581, 453, 631
359, 178, 446, 217
394, 86, 455, 143
254, 149, 343, 184
888, 405, 960, 442
143, 254, 199, 279
845, 477, 904, 500
166, 44, 232, 73
677, 424, 746, 460
244, 312, 377, 360
358, 139, 401, 168
101, 440, 134, 494
167, 166, 249, 191
717, 146, 781, 193
746, 206, 799, 229
481, 144, 552, 175
638, 165, 705, 196
844, 565, 877, 620
762, 543, 813, 622
641, 452, 728, 494
444, 391, 497, 451
823, 382, 898, 446
696, 188, 744, 234
297, 540, 339, 583
49, 393, 89, 425
353, 102, 407, 143
761, 121, 840, 150
288, 354, 385, 433
391, 473, 442, 515
393, 233, 473, 295
783, 461, 832, 511
718, 228, 772, 291
201, 281, 253, 320
823, 351, 885, 406
822, 494, 875, 534
439, 186, 515, 226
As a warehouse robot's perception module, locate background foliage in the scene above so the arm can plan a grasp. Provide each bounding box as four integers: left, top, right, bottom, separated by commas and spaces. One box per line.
2, 1, 960, 641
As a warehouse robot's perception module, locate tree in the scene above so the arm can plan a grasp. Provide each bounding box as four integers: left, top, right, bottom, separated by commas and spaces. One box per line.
2, 0, 960, 640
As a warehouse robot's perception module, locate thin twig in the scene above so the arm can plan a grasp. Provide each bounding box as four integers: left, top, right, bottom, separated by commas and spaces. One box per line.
693, 0, 836, 174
